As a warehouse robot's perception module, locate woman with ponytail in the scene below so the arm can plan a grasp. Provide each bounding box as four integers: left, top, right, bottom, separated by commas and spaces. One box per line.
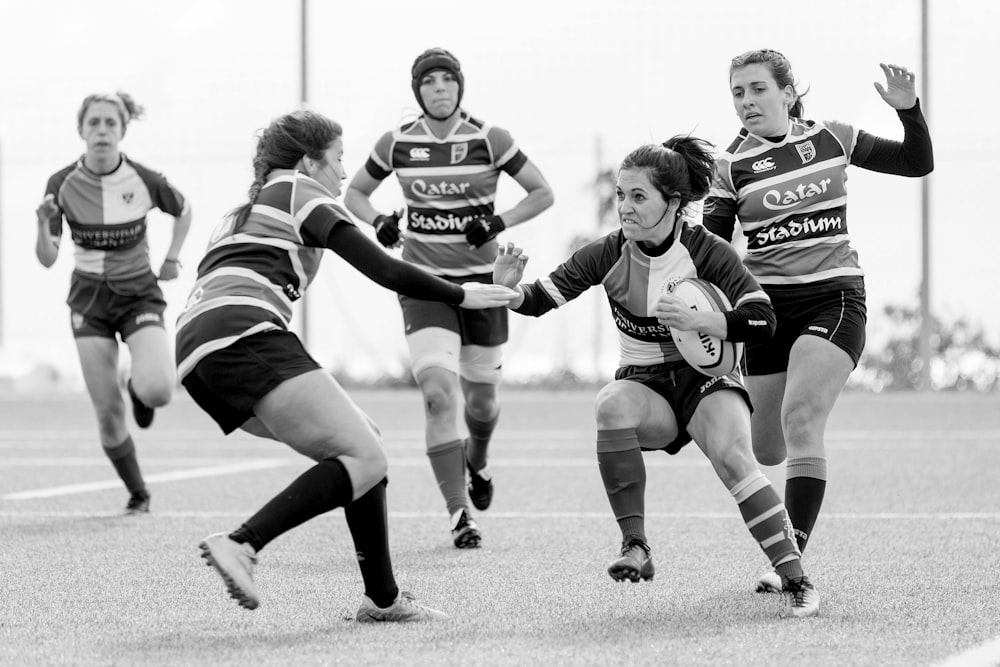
35, 91, 192, 515
492, 136, 819, 618
703, 50, 933, 597
176, 109, 516, 622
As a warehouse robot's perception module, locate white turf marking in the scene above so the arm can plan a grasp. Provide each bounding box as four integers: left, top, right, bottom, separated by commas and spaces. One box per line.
935, 636, 1000, 667
1, 460, 289, 500
0, 457, 708, 468
3, 510, 1000, 520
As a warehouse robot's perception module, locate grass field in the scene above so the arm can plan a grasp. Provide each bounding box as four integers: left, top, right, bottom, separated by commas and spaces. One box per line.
2, 388, 1000, 666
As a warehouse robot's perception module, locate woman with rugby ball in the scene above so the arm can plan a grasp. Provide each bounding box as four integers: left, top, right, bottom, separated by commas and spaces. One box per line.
493, 136, 819, 618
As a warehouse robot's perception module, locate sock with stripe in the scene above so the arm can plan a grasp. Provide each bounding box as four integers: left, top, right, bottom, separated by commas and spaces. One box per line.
103, 435, 146, 495
345, 477, 399, 609
730, 470, 803, 581
785, 456, 828, 553
229, 457, 353, 552
427, 439, 468, 516
597, 428, 646, 546
464, 408, 499, 473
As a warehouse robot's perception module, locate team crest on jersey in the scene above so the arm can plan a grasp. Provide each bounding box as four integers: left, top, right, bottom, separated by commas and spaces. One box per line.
122, 192, 134, 204
795, 140, 816, 164
450, 142, 469, 164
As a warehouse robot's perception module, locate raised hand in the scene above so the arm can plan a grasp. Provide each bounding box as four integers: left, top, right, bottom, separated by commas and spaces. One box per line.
36, 194, 60, 225
459, 282, 519, 309
373, 210, 404, 248
493, 242, 528, 289
873, 63, 917, 110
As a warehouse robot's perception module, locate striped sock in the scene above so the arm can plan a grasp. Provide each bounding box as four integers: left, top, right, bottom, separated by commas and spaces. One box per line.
464, 408, 499, 473
730, 471, 801, 577
597, 428, 646, 545
427, 439, 468, 515
785, 457, 828, 553
103, 435, 146, 495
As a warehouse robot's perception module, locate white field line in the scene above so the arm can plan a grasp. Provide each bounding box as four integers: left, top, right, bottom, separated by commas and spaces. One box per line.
1, 459, 290, 500
934, 636, 1000, 667
1, 429, 1000, 444
3, 510, 1000, 520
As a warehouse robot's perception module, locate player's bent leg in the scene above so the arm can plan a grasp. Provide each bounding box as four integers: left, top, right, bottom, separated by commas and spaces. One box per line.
460, 371, 501, 511
125, 325, 175, 408
745, 373, 788, 466
781, 336, 853, 553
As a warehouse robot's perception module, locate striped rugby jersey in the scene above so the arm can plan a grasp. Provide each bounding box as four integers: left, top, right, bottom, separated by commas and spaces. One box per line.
516, 219, 769, 368
706, 118, 863, 292
44, 154, 188, 279
175, 170, 350, 379
363, 111, 528, 277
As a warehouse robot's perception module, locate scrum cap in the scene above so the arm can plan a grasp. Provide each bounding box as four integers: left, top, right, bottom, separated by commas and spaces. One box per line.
410, 47, 464, 119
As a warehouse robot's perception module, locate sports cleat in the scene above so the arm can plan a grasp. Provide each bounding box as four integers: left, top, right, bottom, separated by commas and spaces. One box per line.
199, 533, 260, 610
125, 490, 151, 515
779, 575, 820, 618
356, 590, 449, 623
607, 540, 655, 582
127, 380, 155, 429
756, 569, 782, 593
466, 463, 494, 511
450, 509, 482, 549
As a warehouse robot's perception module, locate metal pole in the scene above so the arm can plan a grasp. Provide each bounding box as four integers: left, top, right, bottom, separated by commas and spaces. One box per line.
299, 0, 309, 347
918, 0, 932, 390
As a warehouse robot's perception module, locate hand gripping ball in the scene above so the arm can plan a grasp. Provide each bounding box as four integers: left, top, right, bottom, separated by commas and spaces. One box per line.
664, 278, 743, 377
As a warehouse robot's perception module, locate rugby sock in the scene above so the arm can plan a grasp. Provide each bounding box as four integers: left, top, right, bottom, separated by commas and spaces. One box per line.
730, 470, 803, 580
103, 435, 146, 495
230, 457, 353, 552
345, 478, 399, 609
464, 408, 499, 473
596, 428, 646, 545
785, 457, 828, 553
427, 439, 467, 515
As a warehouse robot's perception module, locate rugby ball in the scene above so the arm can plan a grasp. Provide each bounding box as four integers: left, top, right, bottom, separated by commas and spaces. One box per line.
663, 278, 743, 377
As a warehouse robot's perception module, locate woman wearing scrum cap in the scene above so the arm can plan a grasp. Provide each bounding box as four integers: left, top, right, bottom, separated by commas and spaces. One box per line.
493, 136, 820, 618
346, 47, 554, 549
34, 91, 192, 515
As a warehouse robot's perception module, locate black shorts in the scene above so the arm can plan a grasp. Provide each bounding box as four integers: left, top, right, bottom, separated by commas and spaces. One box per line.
181, 330, 320, 434
398, 273, 507, 346
744, 286, 867, 376
615, 361, 751, 455
66, 271, 166, 339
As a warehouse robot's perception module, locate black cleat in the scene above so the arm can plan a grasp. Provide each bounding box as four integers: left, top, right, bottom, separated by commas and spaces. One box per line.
125, 490, 151, 515
128, 380, 155, 429
607, 540, 654, 582
467, 463, 494, 511
450, 509, 482, 549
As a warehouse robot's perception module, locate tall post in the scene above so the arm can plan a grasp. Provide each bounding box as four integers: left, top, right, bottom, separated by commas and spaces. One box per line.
299, 0, 310, 347
918, 0, 932, 390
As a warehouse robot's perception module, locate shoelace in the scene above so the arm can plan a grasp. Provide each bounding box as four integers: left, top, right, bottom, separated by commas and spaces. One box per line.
785, 579, 811, 605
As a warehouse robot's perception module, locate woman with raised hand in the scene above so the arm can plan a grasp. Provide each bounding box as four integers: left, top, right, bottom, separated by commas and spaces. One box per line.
493, 136, 818, 618
178, 109, 516, 622
703, 50, 933, 594
35, 91, 192, 515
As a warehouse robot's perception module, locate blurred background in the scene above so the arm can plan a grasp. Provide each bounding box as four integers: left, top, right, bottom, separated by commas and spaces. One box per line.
1, 0, 997, 391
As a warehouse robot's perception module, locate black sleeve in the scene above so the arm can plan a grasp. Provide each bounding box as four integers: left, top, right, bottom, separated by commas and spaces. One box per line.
723, 301, 776, 343
324, 223, 464, 305
511, 281, 559, 317
850, 100, 934, 177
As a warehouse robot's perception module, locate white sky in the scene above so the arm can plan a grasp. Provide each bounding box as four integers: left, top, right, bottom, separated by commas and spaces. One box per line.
0, 0, 997, 382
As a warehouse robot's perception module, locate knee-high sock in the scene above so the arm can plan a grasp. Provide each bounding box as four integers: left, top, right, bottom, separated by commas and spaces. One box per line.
230, 457, 353, 552
597, 428, 646, 546
731, 470, 803, 582
427, 439, 467, 516
464, 409, 499, 473
785, 457, 828, 553
345, 478, 398, 608
104, 435, 146, 495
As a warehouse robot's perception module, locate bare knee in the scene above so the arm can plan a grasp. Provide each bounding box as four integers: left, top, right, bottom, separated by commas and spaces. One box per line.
594, 385, 640, 430
421, 379, 458, 420
136, 379, 174, 408
781, 398, 825, 451
464, 387, 498, 422
709, 436, 758, 486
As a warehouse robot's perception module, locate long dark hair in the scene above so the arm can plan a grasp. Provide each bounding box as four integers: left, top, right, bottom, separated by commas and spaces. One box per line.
228, 110, 342, 230
619, 135, 716, 214
730, 49, 806, 119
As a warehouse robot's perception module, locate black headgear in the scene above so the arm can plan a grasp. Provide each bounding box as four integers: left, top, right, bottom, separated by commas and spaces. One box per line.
410, 48, 464, 120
